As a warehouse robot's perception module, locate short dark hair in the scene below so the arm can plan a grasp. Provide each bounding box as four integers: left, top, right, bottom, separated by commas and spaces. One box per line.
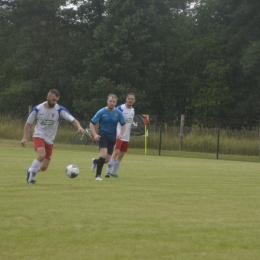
49, 89, 60, 97
126, 93, 135, 98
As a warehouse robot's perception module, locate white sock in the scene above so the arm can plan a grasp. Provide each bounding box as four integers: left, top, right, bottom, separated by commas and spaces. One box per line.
106, 158, 116, 173
112, 160, 121, 174
28, 159, 41, 181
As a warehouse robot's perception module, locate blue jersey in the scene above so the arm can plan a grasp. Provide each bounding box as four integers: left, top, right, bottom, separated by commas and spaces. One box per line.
91, 107, 126, 141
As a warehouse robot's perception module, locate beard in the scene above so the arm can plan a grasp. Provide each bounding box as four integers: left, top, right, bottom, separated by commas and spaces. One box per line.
47, 100, 55, 108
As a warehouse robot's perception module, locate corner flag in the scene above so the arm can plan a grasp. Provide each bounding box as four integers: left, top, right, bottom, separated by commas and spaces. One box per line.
144, 115, 149, 126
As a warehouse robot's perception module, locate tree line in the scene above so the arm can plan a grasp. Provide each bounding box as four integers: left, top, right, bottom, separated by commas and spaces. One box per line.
1, 0, 260, 127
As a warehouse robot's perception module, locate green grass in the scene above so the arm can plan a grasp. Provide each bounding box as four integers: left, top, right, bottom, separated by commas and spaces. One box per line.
1, 140, 260, 260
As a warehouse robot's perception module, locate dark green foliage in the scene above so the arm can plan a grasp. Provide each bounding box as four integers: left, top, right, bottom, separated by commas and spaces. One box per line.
0, 0, 260, 127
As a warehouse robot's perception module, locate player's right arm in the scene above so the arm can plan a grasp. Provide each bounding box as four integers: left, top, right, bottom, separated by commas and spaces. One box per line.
21, 109, 37, 147
90, 109, 102, 141
21, 122, 32, 147
89, 122, 100, 141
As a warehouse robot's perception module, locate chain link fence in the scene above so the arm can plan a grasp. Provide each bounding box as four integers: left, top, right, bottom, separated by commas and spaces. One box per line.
1, 115, 260, 157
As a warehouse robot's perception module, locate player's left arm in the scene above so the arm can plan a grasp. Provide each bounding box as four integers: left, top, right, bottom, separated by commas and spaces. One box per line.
72, 119, 85, 134
131, 122, 137, 128
131, 112, 137, 128
60, 108, 85, 134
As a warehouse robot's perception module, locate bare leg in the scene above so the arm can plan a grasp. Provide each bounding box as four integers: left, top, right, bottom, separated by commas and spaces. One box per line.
28, 147, 49, 182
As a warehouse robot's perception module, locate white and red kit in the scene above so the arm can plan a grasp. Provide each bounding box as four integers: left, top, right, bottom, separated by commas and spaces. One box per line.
117, 104, 135, 142
27, 102, 75, 144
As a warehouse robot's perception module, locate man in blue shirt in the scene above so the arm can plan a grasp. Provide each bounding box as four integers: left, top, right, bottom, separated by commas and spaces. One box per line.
90, 94, 126, 180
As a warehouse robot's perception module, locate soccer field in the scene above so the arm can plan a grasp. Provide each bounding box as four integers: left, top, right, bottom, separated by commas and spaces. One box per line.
1, 140, 260, 260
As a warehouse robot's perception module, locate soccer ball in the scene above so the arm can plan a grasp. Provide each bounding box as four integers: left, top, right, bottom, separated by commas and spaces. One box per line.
65, 164, 79, 178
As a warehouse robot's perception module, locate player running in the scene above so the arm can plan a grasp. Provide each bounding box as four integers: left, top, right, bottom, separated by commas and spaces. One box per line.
21, 89, 85, 184
90, 94, 126, 180
105, 93, 136, 178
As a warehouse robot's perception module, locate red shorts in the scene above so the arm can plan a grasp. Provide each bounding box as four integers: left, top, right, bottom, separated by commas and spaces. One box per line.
114, 139, 129, 152
33, 137, 53, 160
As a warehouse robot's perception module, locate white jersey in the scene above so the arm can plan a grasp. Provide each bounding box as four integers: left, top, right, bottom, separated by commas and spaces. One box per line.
27, 102, 75, 144
117, 104, 135, 142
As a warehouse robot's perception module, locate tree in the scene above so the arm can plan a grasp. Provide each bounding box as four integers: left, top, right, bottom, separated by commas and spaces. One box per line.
74, 0, 194, 121
0, 0, 104, 116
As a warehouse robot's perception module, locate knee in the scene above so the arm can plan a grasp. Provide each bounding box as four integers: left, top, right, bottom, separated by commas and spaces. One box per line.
37, 155, 46, 161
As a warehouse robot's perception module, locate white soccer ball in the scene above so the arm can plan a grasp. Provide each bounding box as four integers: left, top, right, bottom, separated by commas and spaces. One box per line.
65, 164, 79, 178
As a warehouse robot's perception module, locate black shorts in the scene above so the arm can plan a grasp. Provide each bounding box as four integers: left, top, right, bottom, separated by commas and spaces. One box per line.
98, 136, 115, 155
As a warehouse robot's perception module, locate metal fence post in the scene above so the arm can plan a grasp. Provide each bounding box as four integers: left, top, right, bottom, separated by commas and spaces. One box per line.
216, 128, 220, 159
159, 125, 163, 156
179, 114, 185, 150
